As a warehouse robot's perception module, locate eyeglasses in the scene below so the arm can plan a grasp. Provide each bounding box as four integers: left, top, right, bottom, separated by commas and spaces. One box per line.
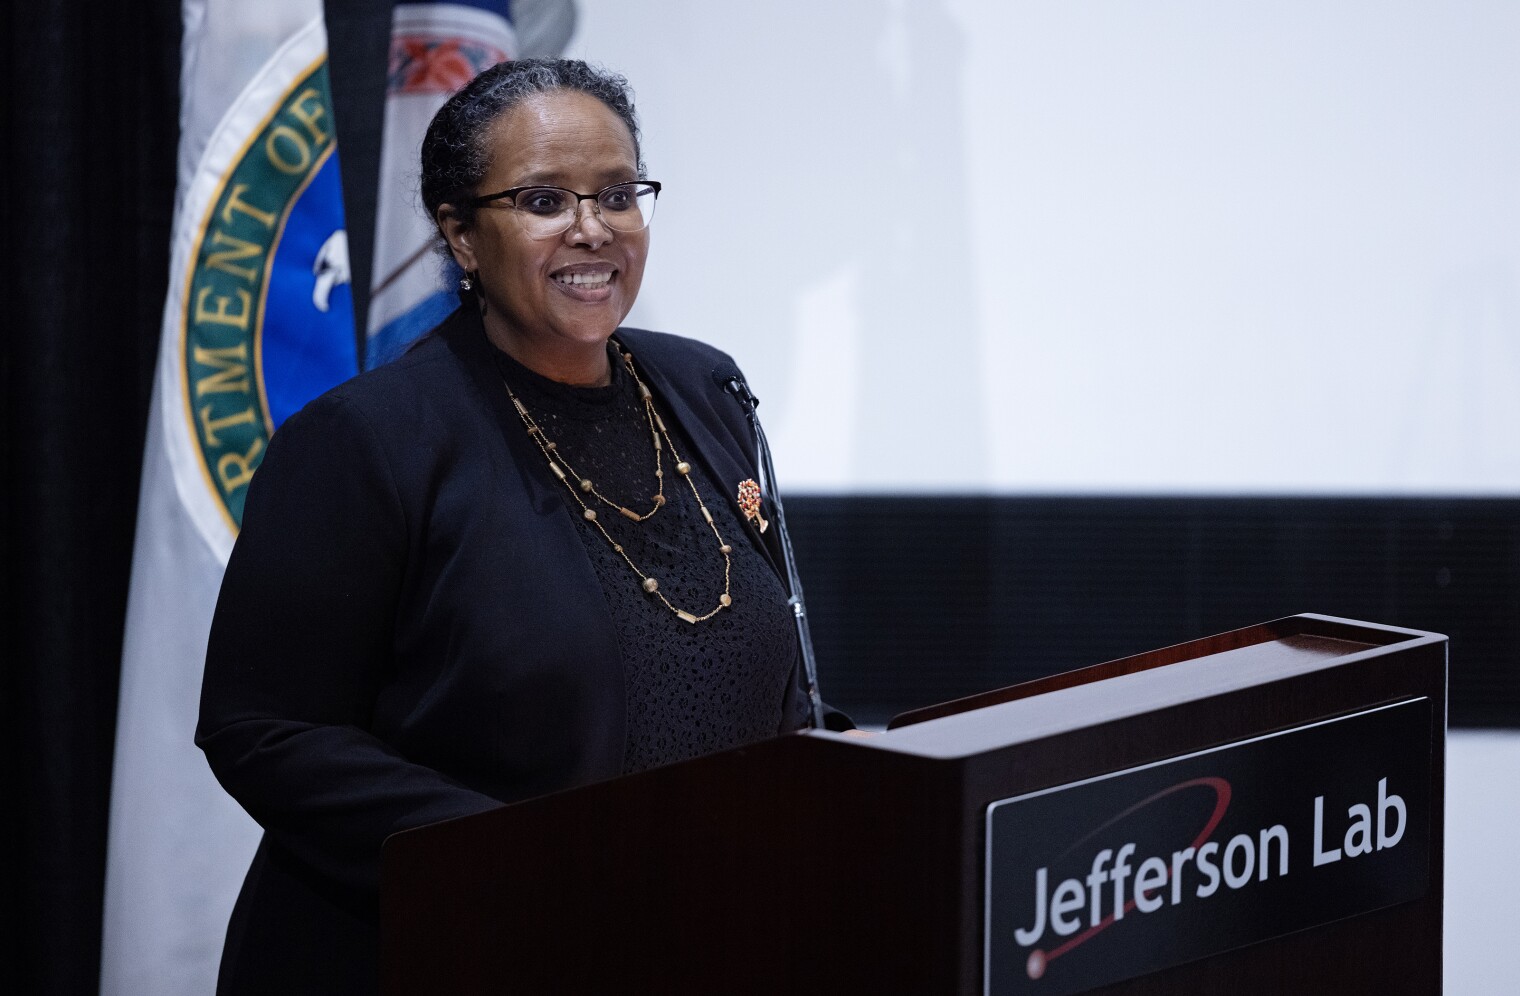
469, 181, 662, 239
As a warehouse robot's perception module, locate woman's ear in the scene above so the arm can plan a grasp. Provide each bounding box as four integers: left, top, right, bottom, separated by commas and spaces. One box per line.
436, 204, 478, 272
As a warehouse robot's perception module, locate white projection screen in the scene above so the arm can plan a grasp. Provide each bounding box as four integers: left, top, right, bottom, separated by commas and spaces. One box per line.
566, 1, 1520, 495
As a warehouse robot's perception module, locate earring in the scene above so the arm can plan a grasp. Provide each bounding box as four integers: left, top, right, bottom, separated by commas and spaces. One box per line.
459, 271, 486, 314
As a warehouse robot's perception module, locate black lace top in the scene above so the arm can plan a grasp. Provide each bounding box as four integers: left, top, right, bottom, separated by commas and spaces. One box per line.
492, 341, 798, 774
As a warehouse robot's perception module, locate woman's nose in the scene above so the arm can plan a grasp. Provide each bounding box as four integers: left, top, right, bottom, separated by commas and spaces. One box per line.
565, 198, 613, 249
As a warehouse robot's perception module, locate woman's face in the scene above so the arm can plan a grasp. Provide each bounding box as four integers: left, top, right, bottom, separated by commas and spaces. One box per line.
442, 90, 648, 373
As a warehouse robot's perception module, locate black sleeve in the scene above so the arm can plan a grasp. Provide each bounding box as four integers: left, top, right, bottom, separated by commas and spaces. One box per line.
779, 637, 855, 733
196, 392, 501, 893
819, 702, 856, 732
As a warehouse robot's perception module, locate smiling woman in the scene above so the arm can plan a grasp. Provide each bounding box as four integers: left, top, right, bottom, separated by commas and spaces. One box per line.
195, 58, 846, 994
436, 86, 650, 384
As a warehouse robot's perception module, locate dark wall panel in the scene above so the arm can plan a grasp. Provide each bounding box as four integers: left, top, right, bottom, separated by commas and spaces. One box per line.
788, 497, 1520, 727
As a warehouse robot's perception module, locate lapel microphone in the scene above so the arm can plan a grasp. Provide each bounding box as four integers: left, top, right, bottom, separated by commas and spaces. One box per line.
712, 368, 759, 411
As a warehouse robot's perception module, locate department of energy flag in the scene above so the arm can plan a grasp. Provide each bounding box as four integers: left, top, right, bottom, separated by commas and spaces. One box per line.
366, 1, 517, 369
101, 2, 357, 992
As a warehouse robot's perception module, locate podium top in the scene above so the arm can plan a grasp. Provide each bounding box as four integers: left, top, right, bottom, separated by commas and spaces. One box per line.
863, 613, 1444, 760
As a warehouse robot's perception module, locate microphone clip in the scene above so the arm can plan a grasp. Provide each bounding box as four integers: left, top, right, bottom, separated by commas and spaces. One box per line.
714, 369, 760, 413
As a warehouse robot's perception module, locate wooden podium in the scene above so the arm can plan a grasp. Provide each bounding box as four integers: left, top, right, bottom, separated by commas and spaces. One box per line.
382, 614, 1445, 994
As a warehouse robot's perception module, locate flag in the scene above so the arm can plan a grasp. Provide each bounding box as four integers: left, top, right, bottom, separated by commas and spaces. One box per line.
366, 1, 517, 369
100, 1, 358, 991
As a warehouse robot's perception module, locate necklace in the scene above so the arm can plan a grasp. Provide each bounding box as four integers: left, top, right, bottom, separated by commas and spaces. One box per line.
501, 347, 734, 624
514, 350, 670, 521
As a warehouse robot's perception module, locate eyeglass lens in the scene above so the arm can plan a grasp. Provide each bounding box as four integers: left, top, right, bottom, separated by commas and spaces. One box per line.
514, 183, 657, 237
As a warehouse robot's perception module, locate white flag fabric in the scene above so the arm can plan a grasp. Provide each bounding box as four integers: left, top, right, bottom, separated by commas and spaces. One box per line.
366, 1, 517, 369
101, 2, 358, 991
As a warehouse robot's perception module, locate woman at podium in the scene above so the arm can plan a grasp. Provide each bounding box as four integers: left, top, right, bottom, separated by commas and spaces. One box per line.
197, 58, 842, 994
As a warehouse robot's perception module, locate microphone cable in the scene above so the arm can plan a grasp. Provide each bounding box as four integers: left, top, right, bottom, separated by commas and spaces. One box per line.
713, 369, 827, 730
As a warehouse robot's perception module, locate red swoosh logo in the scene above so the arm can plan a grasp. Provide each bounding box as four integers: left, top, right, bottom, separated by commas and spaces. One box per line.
1026, 777, 1232, 980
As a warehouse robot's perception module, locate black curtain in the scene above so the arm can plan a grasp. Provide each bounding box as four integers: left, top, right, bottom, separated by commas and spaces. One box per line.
2, 1, 180, 993
0, 2, 389, 992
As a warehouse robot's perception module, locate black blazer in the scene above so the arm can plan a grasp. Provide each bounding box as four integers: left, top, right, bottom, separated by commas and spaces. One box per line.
196, 306, 818, 993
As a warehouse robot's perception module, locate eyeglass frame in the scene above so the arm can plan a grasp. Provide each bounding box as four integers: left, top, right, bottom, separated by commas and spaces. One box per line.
466, 180, 662, 238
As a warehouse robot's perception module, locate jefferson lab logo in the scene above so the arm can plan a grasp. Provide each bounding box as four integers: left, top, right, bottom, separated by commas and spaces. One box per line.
983, 700, 1432, 995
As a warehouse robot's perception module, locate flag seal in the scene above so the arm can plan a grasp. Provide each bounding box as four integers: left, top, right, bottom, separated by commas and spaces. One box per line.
179, 56, 355, 531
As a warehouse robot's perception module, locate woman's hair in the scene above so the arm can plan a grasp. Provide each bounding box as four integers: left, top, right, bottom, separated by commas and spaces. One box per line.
420, 58, 643, 233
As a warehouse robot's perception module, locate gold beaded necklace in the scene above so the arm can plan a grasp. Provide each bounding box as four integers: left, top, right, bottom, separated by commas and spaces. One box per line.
501, 347, 734, 624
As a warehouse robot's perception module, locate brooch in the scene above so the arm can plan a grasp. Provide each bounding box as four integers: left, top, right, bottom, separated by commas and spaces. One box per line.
737, 479, 769, 533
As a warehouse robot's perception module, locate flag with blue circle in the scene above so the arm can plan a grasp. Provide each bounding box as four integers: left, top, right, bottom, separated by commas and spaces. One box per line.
367, 1, 518, 369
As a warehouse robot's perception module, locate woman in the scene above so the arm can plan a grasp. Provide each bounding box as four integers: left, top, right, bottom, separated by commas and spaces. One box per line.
197, 59, 843, 993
